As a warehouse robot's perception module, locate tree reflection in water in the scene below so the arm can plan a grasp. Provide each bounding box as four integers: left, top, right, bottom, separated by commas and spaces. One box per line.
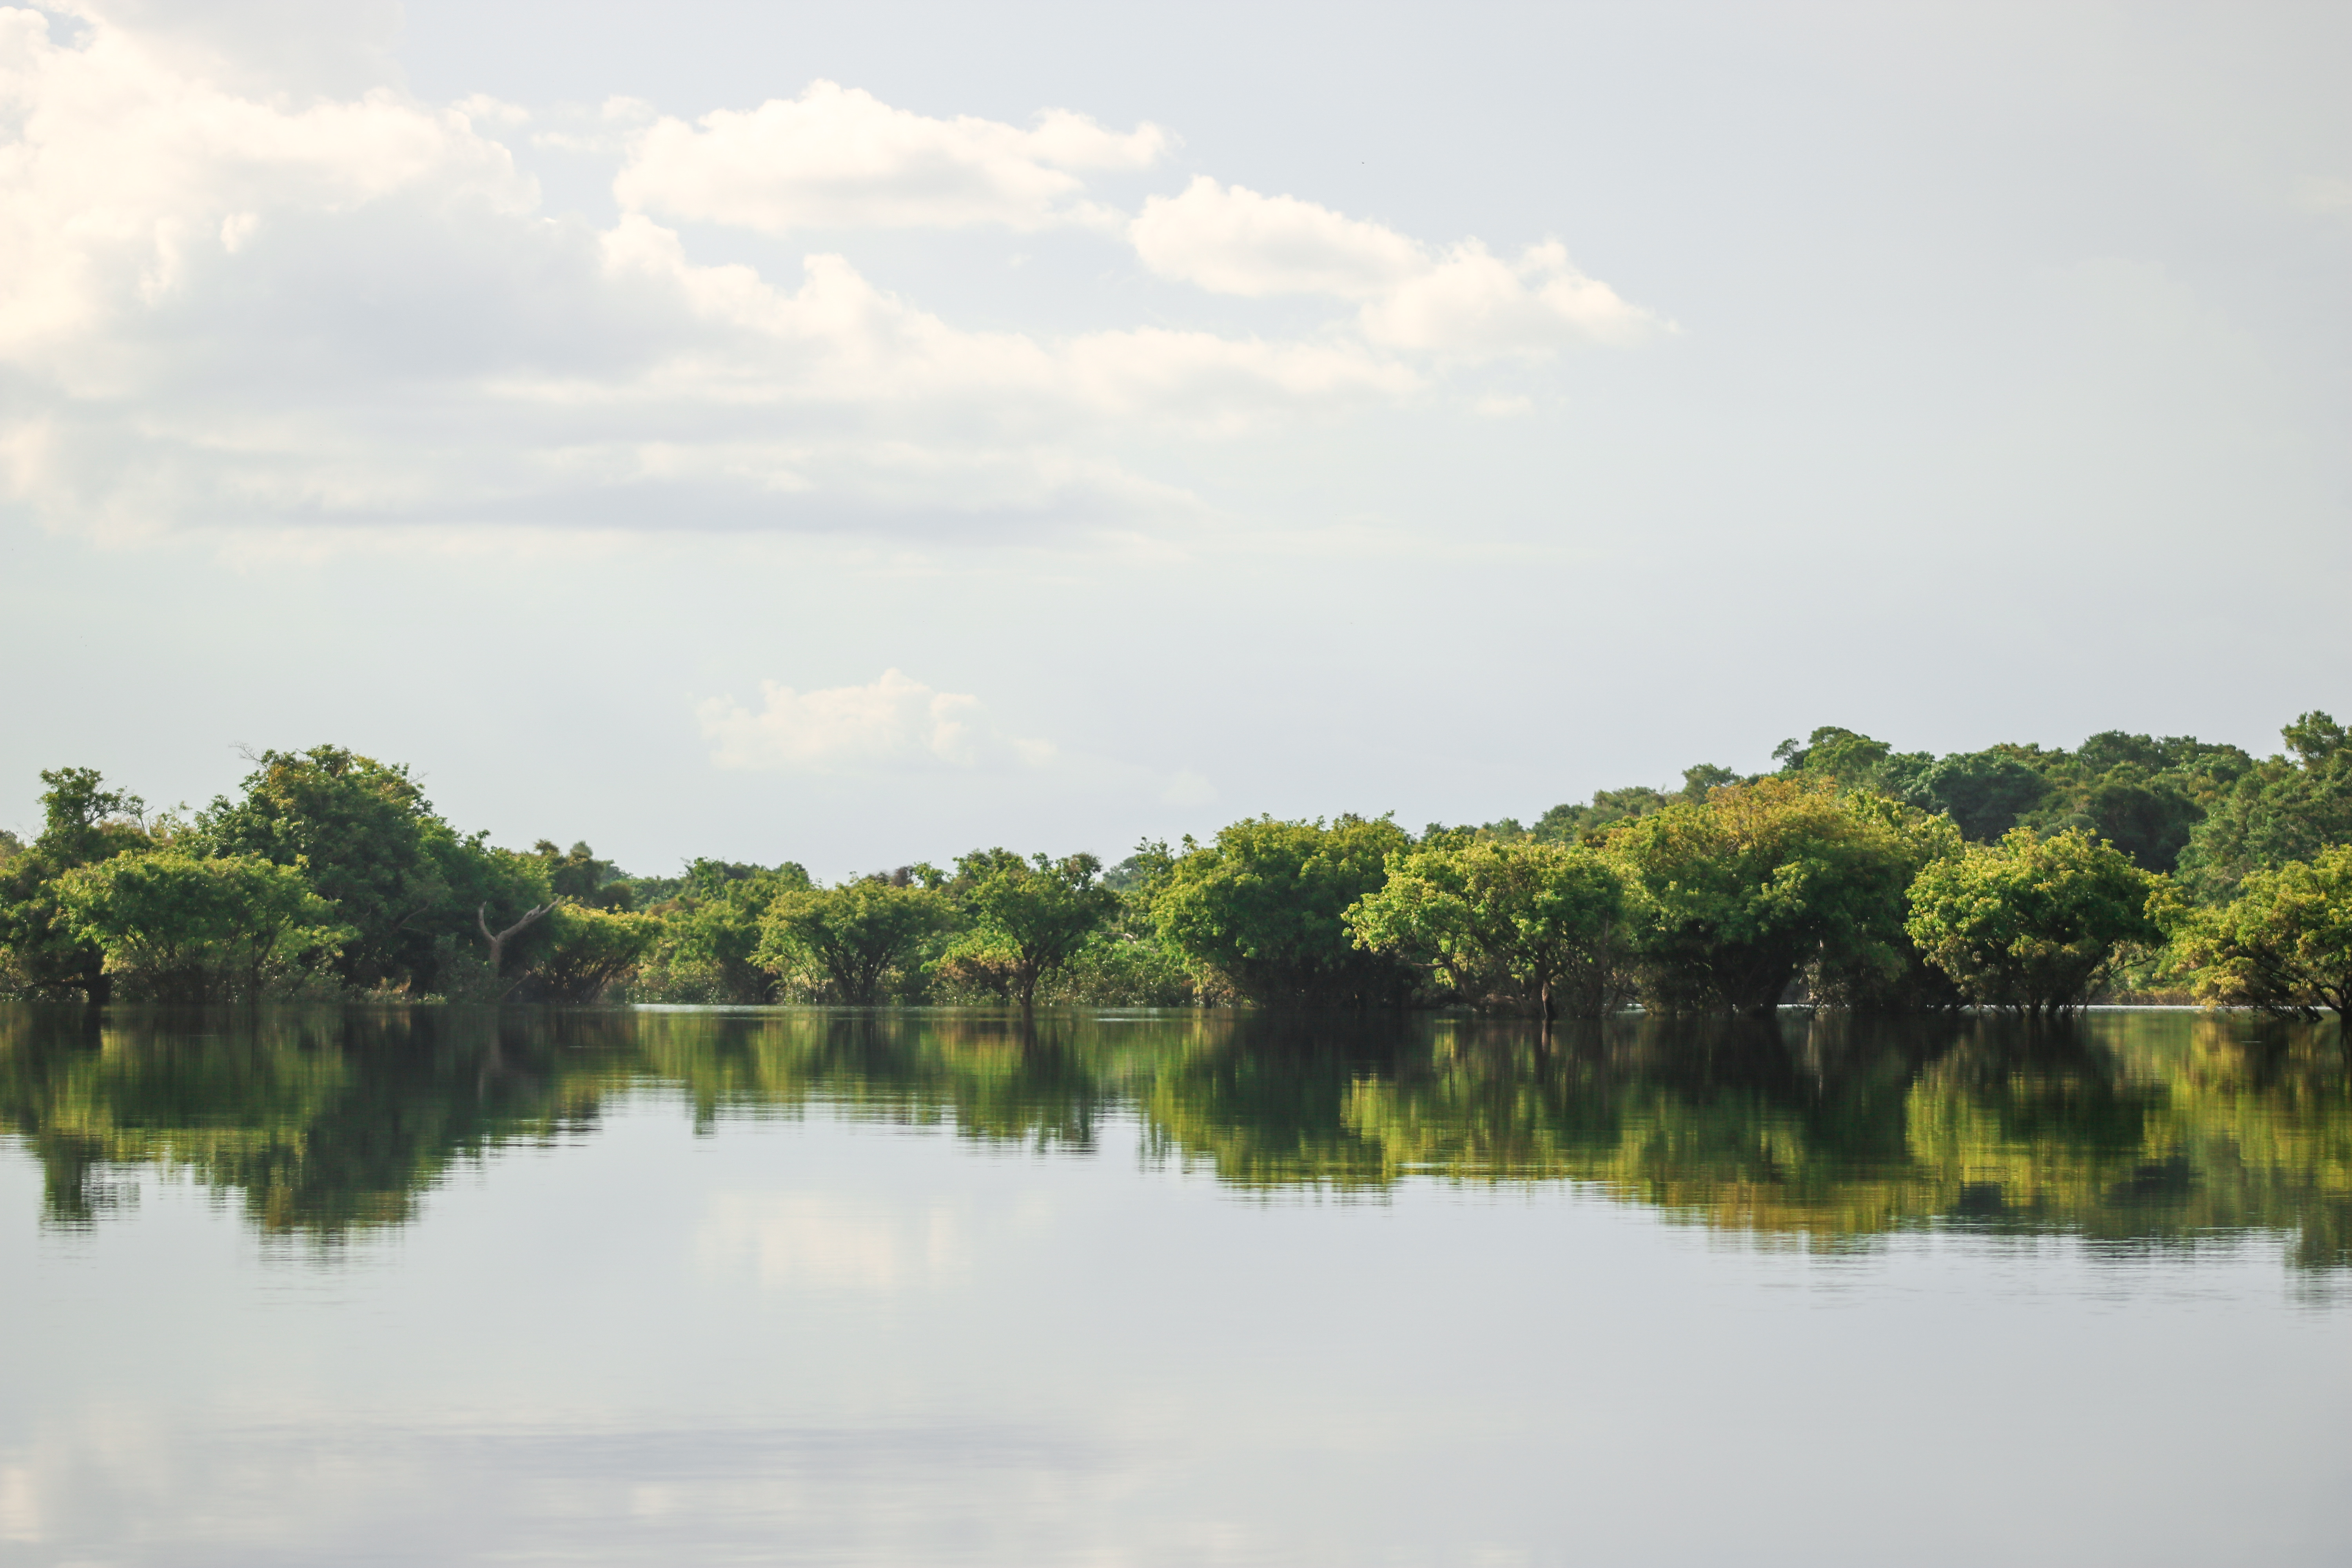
2, 1004, 2344, 1269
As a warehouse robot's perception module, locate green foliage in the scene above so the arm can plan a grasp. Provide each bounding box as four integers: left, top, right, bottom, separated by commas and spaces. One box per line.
1606, 777, 1923, 1015
0, 768, 156, 1001
2176, 711, 2352, 902
1345, 839, 1631, 1018
1152, 815, 1417, 1005
517, 903, 661, 1004
757, 876, 948, 1004
1905, 828, 2167, 1014
2168, 843, 2352, 1020
192, 746, 543, 994
529, 840, 636, 910
53, 849, 350, 1003
950, 848, 1120, 1009
629, 858, 813, 1003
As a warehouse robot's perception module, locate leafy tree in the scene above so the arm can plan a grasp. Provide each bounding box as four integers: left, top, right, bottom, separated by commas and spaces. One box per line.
194, 748, 466, 991
0, 768, 155, 1002
757, 876, 947, 1004
1804, 796, 1966, 1012
951, 849, 1121, 1010
1152, 815, 1416, 1005
517, 904, 661, 1004
1605, 777, 1920, 1015
1900, 749, 2052, 841
1345, 839, 1630, 1018
2176, 711, 2352, 902
530, 840, 637, 910
632, 859, 813, 1003
2167, 844, 2352, 1020
1774, 726, 1894, 789
1531, 785, 1673, 845
1905, 828, 2166, 1014
53, 849, 350, 1003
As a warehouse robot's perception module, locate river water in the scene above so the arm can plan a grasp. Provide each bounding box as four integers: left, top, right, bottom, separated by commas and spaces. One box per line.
1, 1004, 2345, 1566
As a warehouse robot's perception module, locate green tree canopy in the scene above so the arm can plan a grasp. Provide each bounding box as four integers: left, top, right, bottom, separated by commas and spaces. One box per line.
53, 849, 350, 1003
951, 848, 1120, 1010
1905, 828, 2166, 1014
757, 877, 947, 1005
0, 768, 156, 1002
1606, 777, 1922, 1015
2176, 711, 2352, 901
1345, 838, 1630, 1018
1152, 815, 1416, 1005
193, 746, 545, 994
2169, 843, 2352, 1021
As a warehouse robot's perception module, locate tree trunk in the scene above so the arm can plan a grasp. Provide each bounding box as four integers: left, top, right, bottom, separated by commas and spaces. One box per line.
478, 902, 556, 975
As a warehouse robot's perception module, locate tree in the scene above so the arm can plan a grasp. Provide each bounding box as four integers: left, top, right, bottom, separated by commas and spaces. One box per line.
53, 850, 350, 1003
517, 904, 660, 1004
2176, 711, 2352, 902
529, 841, 637, 910
1904, 828, 2165, 1014
951, 849, 1121, 1011
633, 859, 813, 1003
1900, 749, 2053, 842
1605, 777, 1921, 1015
0, 768, 154, 1002
194, 747, 464, 991
1152, 815, 1417, 1005
756, 877, 947, 1004
2167, 844, 2352, 1020
1345, 839, 1630, 1018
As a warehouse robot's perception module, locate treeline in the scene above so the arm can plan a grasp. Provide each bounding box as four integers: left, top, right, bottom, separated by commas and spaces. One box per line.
2, 713, 2348, 1018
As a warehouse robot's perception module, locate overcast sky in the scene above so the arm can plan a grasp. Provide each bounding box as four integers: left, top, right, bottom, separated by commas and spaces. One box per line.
2, 0, 2344, 878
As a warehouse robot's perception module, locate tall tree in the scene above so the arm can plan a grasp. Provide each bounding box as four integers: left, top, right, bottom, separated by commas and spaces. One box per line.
757, 877, 947, 1005
54, 851, 350, 1004
2167, 843, 2352, 1020
0, 768, 154, 1002
1152, 815, 1417, 1005
1905, 828, 2165, 1014
1345, 838, 1630, 1018
1604, 777, 1920, 1015
951, 849, 1120, 1011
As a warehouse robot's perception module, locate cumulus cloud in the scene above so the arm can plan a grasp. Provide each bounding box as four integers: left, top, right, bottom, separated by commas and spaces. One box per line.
0, 3, 530, 366
615, 80, 1168, 234
1130, 178, 1661, 357
1130, 176, 1424, 297
0, 9, 1662, 544
697, 669, 1057, 773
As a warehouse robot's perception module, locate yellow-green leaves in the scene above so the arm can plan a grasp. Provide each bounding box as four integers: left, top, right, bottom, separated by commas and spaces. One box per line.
53, 849, 350, 1003
1904, 828, 2167, 1014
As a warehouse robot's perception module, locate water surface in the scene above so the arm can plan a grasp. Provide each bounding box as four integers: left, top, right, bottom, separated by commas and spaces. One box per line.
2, 1005, 2346, 1566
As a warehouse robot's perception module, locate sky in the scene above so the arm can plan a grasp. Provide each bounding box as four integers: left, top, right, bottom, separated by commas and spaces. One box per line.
1, 0, 2344, 878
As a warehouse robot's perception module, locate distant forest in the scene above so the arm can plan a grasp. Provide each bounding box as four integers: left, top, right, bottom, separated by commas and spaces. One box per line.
3, 714, 2348, 1020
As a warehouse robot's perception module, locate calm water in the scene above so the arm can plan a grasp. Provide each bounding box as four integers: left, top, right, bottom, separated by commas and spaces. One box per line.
1, 1005, 2346, 1567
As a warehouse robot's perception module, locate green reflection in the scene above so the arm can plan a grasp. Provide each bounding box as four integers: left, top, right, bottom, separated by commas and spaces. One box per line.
1, 1004, 2344, 1267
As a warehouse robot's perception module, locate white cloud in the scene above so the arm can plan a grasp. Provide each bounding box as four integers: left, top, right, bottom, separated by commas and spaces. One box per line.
697, 669, 1057, 773
1131, 176, 1424, 298
1359, 239, 1657, 356
614, 80, 1168, 234
1129, 178, 1662, 359
0, 10, 1659, 546
0, 3, 531, 365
